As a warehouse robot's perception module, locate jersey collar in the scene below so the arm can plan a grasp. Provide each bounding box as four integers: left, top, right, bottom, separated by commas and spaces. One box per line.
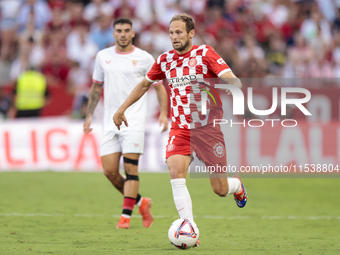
115, 45, 135, 55
174, 45, 199, 58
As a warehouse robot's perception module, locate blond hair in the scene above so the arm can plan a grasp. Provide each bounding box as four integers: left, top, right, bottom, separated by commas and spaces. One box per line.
170, 13, 195, 33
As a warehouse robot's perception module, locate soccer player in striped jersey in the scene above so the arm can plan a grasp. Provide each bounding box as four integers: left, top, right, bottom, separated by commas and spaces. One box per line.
84, 18, 168, 229
113, 14, 247, 239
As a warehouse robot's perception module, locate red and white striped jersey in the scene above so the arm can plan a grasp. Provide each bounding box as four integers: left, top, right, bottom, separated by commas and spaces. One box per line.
146, 44, 231, 129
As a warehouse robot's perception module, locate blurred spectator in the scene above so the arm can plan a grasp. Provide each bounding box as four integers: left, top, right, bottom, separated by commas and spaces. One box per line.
315, 0, 336, 22
12, 67, 49, 118
0, 87, 11, 119
214, 36, 240, 71
66, 1, 88, 29
90, 15, 115, 50
284, 33, 313, 78
300, 9, 332, 45
41, 53, 70, 87
26, 37, 45, 69
19, 21, 44, 47
206, 6, 234, 40
139, 22, 172, 57
0, 0, 21, 61
208, 0, 225, 8
44, 7, 70, 44
67, 61, 90, 118
238, 34, 265, 63
252, 13, 276, 46
280, 3, 300, 45
48, 0, 66, 10
180, 0, 206, 23
44, 29, 68, 61
66, 22, 98, 70
193, 24, 216, 48
266, 35, 287, 76
261, 0, 289, 29
10, 50, 30, 82
83, 0, 113, 22
17, 0, 52, 33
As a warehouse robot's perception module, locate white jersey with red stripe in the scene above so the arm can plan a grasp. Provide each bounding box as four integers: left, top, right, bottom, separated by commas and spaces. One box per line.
92, 46, 156, 131
146, 44, 231, 129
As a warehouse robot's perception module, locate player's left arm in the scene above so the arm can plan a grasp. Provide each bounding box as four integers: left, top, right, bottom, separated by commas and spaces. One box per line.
220, 71, 243, 95
153, 82, 168, 132
203, 46, 242, 95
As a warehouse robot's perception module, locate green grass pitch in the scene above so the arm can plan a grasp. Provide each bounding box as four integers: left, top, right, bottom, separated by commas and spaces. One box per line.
0, 172, 339, 254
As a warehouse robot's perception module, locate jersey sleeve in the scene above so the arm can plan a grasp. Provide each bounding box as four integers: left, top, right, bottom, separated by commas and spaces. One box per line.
92, 52, 104, 85
146, 55, 166, 82
203, 46, 231, 77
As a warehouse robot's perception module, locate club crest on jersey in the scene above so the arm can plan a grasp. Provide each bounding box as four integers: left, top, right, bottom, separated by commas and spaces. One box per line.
132, 60, 139, 67
167, 144, 176, 152
217, 58, 226, 65
188, 58, 197, 67
213, 142, 225, 158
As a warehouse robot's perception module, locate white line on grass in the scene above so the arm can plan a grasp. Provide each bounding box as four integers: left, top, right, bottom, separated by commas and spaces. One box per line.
0, 213, 339, 220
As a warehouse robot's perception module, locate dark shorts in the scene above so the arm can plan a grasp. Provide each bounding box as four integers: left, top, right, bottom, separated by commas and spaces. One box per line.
16, 109, 41, 118
165, 123, 227, 167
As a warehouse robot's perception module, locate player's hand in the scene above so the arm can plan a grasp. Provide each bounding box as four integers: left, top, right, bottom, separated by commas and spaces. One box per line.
113, 110, 128, 130
158, 112, 168, 132
83, 116, 93, 134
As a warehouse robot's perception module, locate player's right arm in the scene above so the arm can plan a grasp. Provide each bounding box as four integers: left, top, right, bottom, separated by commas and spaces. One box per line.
113, 78, 153, 130
84, 52, 104, 134
83, 81, 103, 134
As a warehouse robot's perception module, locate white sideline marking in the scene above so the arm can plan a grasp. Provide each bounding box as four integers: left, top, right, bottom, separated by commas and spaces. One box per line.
0, 213, 339, 220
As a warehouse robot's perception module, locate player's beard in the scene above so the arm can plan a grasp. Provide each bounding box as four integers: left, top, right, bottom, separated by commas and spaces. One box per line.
116, 39, 132, 49
173, 38, 191, 52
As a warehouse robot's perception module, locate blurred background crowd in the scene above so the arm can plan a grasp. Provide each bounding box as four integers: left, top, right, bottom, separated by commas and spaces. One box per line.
0, 0, 340, 119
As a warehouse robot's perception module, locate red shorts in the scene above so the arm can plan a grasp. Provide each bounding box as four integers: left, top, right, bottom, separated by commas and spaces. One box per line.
165, 123, 227, 167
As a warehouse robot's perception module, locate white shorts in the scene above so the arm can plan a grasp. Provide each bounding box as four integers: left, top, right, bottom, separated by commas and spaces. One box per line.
100, 129, 145, 156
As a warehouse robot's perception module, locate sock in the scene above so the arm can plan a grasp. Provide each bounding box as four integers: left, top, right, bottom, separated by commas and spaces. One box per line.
122, 197, 136, 218
170, 178, 193, 221
226, 178, 242, 196
136, 193, 142, 207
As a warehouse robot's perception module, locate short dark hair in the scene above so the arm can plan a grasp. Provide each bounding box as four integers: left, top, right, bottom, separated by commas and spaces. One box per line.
170, 13, 195, 33
113, 18, 133, 28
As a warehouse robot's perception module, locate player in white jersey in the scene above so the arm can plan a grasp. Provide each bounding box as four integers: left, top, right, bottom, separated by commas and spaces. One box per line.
83, 18, 168, 229
113, 14, 248, 244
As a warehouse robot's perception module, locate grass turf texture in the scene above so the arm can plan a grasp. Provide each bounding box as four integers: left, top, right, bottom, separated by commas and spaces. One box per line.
0, 172, 339, 255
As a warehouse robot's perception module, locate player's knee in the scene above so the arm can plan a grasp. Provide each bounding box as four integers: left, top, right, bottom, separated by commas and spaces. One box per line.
169, 168, 186, 179
124, 164, 138, 176
103, 167, 119, 179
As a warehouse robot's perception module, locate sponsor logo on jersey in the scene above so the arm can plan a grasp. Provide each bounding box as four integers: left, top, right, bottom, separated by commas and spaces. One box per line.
188, 58, 197, 67
134, 143, 139, 147
105, 60, 111, 64
213, 142, 225, 158
132, 60, 139, 67
217, 58, 226, 65
167, 75, 197, 88
167, 144, 176, 152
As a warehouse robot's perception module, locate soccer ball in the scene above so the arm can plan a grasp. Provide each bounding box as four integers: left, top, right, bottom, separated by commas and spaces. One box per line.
168, 218, 199, 249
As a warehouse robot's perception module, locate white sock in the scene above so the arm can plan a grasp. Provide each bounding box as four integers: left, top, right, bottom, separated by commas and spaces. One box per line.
136, 197, 143, 207
227, 178, 242, 196
170, 178, 193, 221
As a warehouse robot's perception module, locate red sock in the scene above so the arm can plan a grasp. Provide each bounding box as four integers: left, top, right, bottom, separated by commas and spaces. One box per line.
122, 197, 136, 218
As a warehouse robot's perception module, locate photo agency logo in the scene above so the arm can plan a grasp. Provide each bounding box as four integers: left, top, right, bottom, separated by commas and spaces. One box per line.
200, 84, 312, 128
